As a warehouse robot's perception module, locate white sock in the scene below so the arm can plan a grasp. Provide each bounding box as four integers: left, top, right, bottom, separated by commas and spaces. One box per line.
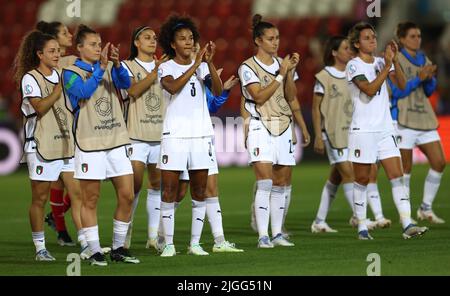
391, 177, 412, 229
270, 186, 286, 237
32, 231, 45, 253
84, 225, 101, 254
254, 179, 272, 238
403, 174, 411, 198
315, 181, 338, 223
112, 219, 130, 250
422, 169, 443, 211
367, 183, 384, 220
353, 183, 368, 232
282, 185, 292, 227
147, 189, 161, 239
77, 229, 88, 249
343, 183, 355, 215
191, 200, 206, 245
160, 202, 175, 245
206, 197, 225, 245
158, 201, 179, 242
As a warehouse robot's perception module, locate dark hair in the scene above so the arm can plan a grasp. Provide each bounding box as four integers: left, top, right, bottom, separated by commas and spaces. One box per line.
128, 26, 152, 60
159, 14, 200, 58
348, 22, 376, 53
323, 35, 348, 66
13, 30, 56, 84
74, 24, 97, 45
36, 20, 63, 38
396, 21, 419, 47
252, 14, 276, 46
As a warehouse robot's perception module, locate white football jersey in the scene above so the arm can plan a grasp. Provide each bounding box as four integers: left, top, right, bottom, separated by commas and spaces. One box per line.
158, 59, 213, 138
346, 56, 395, 133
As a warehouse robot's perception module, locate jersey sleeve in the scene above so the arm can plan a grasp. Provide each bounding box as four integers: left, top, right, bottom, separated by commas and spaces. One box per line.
198, 62, 210, 80
313, 80, 325, 95
239, 64, 260, 87
158, 61, 173, 83
21, 74, 42, 99
346, 60, 366, 82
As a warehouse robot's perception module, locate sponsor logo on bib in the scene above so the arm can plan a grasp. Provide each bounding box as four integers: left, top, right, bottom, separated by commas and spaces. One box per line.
94, 97, 112, 117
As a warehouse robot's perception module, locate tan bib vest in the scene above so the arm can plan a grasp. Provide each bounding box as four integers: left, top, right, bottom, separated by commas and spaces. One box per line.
58, 55, 77, 69
242, 57, 292, 136
122, 60, 165, 142
28, 69, 74, 160
396, 52, 438, 130
315, 69, 353, 149
63, 62, 130, 151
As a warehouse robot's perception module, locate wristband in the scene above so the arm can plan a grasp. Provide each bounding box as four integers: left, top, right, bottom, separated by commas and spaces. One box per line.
275, 74, 284, 83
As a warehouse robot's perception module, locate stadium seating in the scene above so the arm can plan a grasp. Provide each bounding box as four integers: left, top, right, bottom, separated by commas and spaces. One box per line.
2, 0, 352, 119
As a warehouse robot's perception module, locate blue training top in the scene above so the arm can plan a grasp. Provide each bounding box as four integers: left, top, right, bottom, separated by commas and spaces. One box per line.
63, 59, 130, 121
389, 48, 437, 121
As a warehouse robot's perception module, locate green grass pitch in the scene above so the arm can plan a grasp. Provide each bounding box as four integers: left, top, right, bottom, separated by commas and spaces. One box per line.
0, 163, 449, 275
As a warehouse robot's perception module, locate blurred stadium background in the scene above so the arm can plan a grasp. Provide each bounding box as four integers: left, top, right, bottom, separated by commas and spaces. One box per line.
1, 0, 450, 174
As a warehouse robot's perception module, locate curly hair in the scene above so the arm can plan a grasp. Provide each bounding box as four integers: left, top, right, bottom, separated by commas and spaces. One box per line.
348, 22, 376, 53
159, 14, 200, 58
13, 30, 56, 84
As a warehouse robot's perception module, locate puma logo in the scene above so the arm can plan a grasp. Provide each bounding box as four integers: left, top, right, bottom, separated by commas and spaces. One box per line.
354, 202, 364, 207
162, 215, 172, 219
196, 218, 204, 223
259, 206, 268, 211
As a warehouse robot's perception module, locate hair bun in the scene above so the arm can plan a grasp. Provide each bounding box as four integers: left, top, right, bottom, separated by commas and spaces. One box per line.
252, 14, 262, 29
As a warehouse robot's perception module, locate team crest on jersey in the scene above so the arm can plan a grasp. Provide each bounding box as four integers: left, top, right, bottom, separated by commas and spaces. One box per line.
137, 73, 142, 81
338, 149, 344, 157
145, 93, 161, 112
36, 165, 43, 175
128, 147, 133, 156
253, 148, 260, 157
81, 163, 88, 173
162, 155, 168, 164
25, 84, 33, 95
263, 75, 270, 85
354, 149, 361, 158
94, 97, 112, 117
